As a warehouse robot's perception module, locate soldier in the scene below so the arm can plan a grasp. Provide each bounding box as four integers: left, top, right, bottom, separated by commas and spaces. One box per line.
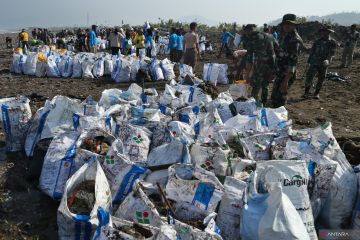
271, 14, 304, 108
340, 24, 359, 68
304, 25, 337, 99
242, 24, 276, 105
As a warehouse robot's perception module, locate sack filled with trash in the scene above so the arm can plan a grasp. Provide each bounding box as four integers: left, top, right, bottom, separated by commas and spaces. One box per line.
58, 55, 74, 78
114, 122, 152, 163
250, 160, 317, 239
93, 57, 105, 78
216, 177, 247, 240
241, 181, 311, 240
11, 53, 27, 74
150, 59, 164, 81
94, 214, 164, 240
160, 58, 175, 81
165, 164, 225, 222
39, 130, 80, 199
24, 95, 82, 157
0, 96, 32, 152
101, 139, 149, 206
112, 58, 132, 83
82, 56, 96, 79
57, 158, 112, 240
23, 52, 38, 75
47, 54, 61, 78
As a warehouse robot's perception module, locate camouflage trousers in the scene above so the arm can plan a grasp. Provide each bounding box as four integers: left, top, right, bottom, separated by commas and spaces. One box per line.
250, 64, 273, 105
304, 65, 327, 95
271, 71, 296, 108
341, 45, 355, 67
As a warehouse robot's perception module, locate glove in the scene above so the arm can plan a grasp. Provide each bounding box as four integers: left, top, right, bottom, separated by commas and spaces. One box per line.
323, 60, 329, 67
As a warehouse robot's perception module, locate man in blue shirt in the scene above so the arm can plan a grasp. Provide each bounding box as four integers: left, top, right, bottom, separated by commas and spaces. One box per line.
89, 24, 97, 53
145, 28, 154, 58
169, 28, 178, 62
218, 28, 234, 57
176, 29, 184, 62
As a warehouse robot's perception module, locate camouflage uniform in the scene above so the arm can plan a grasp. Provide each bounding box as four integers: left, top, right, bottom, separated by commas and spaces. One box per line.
341, 29, 359, 67
305, 36, 337, 95
271, 30, 303, 107
243, 31, 275, 105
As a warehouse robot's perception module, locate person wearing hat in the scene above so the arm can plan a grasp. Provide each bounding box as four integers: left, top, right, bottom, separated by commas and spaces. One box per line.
242, 24, 276, 105
18, 29, 30, 53
340, 24, 359, 68
134, 29, 145, 56
89, 24, 98, 53
303, 25, 337, 99
271, 13, 304, 108
109, 27, 125, 55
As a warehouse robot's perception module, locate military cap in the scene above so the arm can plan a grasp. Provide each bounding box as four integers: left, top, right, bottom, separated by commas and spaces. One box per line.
319, 25, 335, 33
282, 14, 299, 24
244, 24, 257, 31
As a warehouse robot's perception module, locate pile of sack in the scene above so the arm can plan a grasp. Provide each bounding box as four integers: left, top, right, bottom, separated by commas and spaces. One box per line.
1, 78, 359, 240
10, 47, 180, 82
10, 46, 231, 86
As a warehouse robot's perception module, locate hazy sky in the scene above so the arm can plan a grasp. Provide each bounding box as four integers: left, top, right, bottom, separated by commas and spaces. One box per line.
1, 0, 359, 29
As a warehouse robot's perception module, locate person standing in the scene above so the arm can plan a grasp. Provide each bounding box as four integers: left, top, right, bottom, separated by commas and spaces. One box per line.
37, 28, 43, 41
89, 25, 98, 53
242, 24, 276, 106
76, 29, 86, 52
42, 29, 49, 45
169, 28, 178, 62
106, 28, 111, 49
176, 29, 184, 62
18, 29, 30, 52
130, 28, 137, 41
84, 29, 90, 52
271, 14, 304, 108
32, 28, 37, 40
57, 30, 66, 49
303, 25, 337, 99
271, 27, 279, 42
183, 22, 200, 69
134, 29, 145, 56
218, 28, 234, 57
145, 28, 154, 58
122, 30, 133, 55
340, 24, 359, 68
143, 21, 150, 35
6, 37, 12, 48
109, 28, 124, 55
154, 29, 159, 43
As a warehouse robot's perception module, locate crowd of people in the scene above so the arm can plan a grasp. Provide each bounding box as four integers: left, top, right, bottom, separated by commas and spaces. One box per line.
10, 14, 359, 108
73, 23, 201, 69
12, 22, 203, 69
